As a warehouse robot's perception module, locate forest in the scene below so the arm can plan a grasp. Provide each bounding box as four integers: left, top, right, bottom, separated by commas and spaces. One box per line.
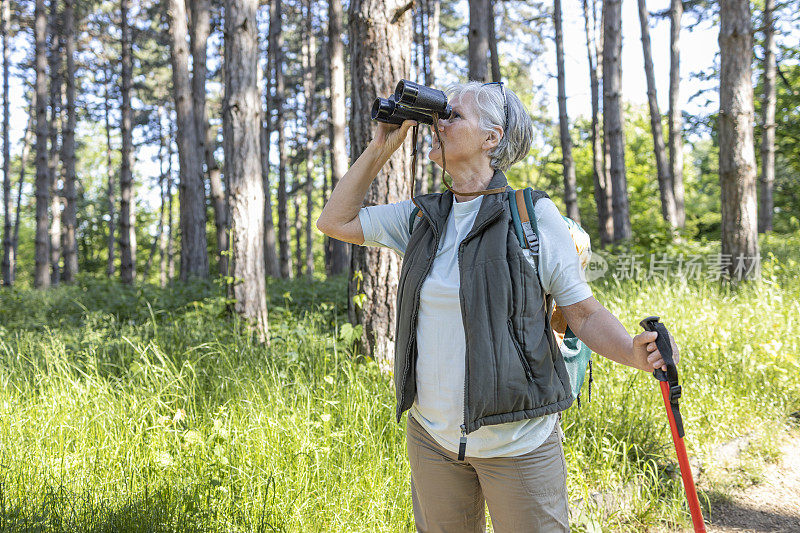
0, 0, 798, 531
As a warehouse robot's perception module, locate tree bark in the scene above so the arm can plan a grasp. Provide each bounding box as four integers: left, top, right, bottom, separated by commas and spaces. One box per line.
637, 0, 677, 228
583, 0, 612, 247
293, 168, 303, 278
719, 0, 760, 283
271, 0, 291, 278
103, 65, 116, 278
167, 117, 175, 281
11, 98, 34, 286
34, 0, 50, 288
207, 122, 228, 276
488, 0, 500, 82
426, 0, 441, 192
758, 0, 775, 234
191, 0, 228, 275
48, 0, 63, 286
422, 0, 442, 192
260, 0, 279, 278
602, 0, 630, 242
413, 1, 428, 195
303, 0, 315, 278
259, 38, 279, 278
168, 0, 209, 280
189, 0, 209, 169
120, 0, 136, 283
61, 0, 77, 282
326, 0, 350, 276
348, 0, 413, 370
1, 0, 10, 286
554, 0, 579, 223
158, 108, 169, 287
668, 0, 685, 228
223, 0, 269, 341
468, 0, 489, 81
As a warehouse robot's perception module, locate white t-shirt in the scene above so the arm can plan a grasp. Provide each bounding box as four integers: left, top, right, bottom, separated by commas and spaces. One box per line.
358, 193, 593, 457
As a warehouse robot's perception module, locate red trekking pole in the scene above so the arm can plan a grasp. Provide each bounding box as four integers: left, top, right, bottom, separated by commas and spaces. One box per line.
640, 316, 706, 533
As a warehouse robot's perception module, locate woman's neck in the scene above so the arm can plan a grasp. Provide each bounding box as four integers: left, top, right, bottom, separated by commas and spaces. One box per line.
447, 160, 496, 203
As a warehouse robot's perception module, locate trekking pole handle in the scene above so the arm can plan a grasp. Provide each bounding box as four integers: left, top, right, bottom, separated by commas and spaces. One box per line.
639, 316, 678, 384
640, 316, 684, 437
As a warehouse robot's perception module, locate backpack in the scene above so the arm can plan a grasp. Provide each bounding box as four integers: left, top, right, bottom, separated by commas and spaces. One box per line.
408, 187, 594, 406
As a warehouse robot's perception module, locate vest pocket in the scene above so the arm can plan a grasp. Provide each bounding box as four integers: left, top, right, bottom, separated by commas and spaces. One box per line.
508, 318, 534, 382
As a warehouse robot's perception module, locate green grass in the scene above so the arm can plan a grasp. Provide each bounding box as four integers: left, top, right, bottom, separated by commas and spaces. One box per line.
1, 233, 798, 532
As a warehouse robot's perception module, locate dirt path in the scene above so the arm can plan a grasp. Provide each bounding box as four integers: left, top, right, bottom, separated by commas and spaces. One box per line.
703, 429, 800, 532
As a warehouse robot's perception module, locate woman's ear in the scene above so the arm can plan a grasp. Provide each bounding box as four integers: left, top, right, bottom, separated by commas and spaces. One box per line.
483, 126, 503, 151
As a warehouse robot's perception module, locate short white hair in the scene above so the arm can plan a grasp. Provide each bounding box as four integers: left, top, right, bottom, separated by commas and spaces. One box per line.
445, 82, 533, 171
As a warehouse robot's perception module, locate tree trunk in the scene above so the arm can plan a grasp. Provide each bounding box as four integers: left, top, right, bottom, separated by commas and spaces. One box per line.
189, 0, 209, 170
758, 0, 775, 234
303, 0, 315, 279
468, 0, 489, 81
11, 104, 33, 286
602, 0, 630, 242
326, 0, 350, 276
120, 0, 136, 283
637, 0, 677, 229
719, 0, 760, 283
583, 0, 612, 247
348, 0, 413, 370
1, 0, 9, 286
601, 0, 613, 239
554, 0, 579, 223
61, 0, 77, 282
293, 171, 303, 279
168, 0, 209, 280
223, 0, 269, 341
167, 118, 175, 281
191, 0, 228, 274
413, 1, 428, 195
259, 72, 279, 279
488, 0, 500, 82
668, 0, 685, 228
103, 66, 116, 278
158, 108, 169, 287
48, 0, 63, 286
271, 0, 291, 278
426, 0, 441, 192
207, 123, 229, 276
34, 0, 50, 288
261, 0, 280, 278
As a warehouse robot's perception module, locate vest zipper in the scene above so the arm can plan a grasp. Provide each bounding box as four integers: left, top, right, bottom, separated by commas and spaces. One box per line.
456, 205, 505, 453
508, 318, 534, 382
397, 210, 441, 421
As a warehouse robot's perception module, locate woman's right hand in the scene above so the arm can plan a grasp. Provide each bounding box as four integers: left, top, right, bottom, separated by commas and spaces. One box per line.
370, 120, 418, 157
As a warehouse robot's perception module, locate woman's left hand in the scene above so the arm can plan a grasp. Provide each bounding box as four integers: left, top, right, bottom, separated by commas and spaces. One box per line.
632, 330, 680, 373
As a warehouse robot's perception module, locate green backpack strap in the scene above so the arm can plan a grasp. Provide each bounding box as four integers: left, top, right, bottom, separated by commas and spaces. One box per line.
507, 187, 547, 281
509, 187, 594, 406
408, 206, 422, 235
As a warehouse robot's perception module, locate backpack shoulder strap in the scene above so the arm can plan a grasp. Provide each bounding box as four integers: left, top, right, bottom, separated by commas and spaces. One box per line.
508, 188, 552, 316
509, 188, 549, 270
408, 206, 423, 235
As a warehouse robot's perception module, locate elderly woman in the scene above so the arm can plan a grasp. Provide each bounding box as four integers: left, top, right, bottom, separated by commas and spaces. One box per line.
316, 82, 677, 532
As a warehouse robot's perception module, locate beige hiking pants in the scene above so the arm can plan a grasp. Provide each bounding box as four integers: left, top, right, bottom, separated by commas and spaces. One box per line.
405, 413, 570, 533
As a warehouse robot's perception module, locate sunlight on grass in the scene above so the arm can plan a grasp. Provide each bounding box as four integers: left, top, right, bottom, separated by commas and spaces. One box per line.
0, 235, 798, 532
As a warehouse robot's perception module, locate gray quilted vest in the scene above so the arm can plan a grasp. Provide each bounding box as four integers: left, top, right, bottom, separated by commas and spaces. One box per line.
393, 169, 574, 435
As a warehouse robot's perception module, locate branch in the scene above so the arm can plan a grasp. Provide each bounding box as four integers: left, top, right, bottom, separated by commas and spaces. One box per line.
391, 1, 414, 24
776, 64, 798, 96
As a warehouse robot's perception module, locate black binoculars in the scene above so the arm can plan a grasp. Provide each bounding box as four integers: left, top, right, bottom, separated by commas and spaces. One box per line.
371, 80, 452, 126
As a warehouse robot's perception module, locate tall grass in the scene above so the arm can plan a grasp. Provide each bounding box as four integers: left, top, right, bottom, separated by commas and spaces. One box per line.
1, 234, 798, 532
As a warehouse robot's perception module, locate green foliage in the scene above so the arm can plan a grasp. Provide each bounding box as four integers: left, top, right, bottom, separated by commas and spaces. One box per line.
1, 235, 798, 531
